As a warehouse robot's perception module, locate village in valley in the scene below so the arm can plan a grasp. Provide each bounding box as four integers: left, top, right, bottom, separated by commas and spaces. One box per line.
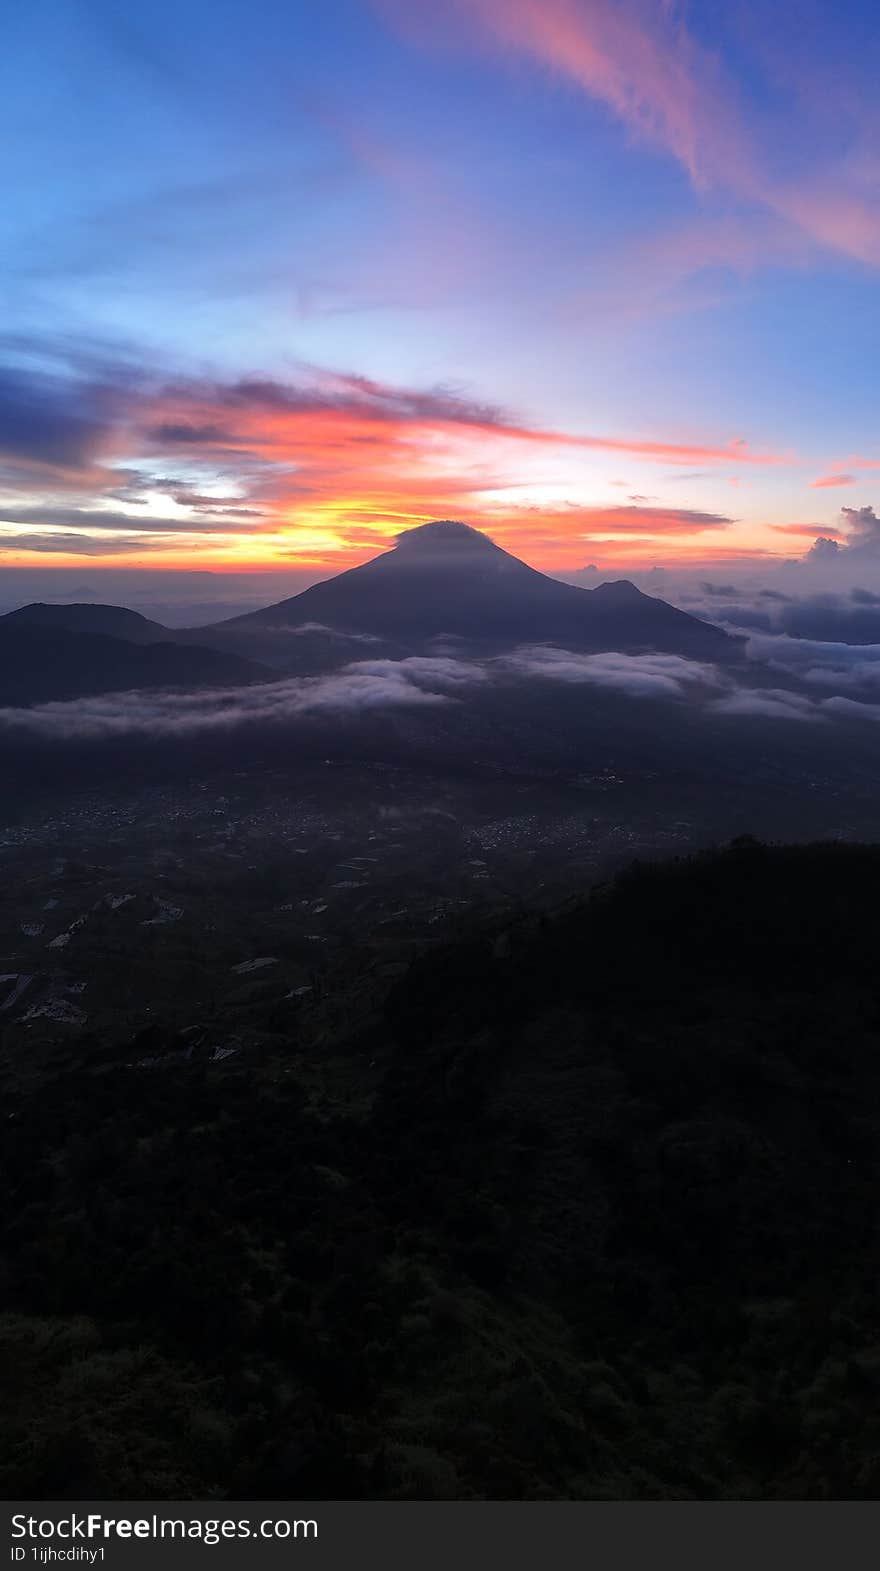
0, 759, 705, 1077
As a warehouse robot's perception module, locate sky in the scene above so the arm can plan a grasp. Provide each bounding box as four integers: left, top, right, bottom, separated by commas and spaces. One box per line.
3, 0, 880, 600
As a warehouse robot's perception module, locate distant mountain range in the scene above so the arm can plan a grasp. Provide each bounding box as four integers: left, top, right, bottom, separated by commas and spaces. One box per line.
0, 521, 739, 705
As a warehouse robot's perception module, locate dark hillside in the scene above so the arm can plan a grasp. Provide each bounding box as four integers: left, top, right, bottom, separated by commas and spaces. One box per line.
2, 841, 879, 1498
1, 603, 170, 643
0, 624, 266, 704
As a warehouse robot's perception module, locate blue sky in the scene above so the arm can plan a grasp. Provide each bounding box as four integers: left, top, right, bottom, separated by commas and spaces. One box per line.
2, 0, 880, 582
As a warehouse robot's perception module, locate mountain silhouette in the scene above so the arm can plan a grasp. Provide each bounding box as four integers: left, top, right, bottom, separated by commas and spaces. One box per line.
2, 602, 171, 643
0, 624, 266, 706
222, 520, 737, 658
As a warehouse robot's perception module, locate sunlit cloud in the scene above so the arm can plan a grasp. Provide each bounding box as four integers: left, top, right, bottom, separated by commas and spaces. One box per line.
0, 345, 792, 571
772, 524, 844, 539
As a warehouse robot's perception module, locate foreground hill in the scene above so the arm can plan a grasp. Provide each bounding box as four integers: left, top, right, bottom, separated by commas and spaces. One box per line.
222, 520, 738, 660
1, 602, 171, 643
1, 840, 879, 1497
0, 623, 265, 705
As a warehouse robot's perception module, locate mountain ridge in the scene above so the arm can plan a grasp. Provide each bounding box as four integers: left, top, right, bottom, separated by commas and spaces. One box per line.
2, 602, 172, 643
0, 522, 741, 681
0, 623, 266, 707
214, 520, 738, 660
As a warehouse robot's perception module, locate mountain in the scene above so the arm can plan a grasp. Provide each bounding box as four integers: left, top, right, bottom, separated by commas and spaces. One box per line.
0, 624, 266, 706
2, 602, 170, 643
220, 520, 738, 659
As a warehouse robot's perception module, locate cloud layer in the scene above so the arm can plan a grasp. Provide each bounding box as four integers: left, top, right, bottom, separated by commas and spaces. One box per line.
5, 637, 880, 741
497, 646, 720, 698
0, 665, 450, 740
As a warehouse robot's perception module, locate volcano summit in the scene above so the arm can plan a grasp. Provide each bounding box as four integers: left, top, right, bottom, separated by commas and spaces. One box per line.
222, 521, 737, 660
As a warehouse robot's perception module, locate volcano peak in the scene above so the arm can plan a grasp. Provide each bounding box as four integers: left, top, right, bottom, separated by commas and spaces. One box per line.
393, 520, 502, 556
222, 517, 736, 660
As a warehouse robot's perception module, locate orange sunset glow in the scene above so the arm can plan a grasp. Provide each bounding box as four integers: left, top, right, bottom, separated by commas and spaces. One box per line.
0, 369, 826, 577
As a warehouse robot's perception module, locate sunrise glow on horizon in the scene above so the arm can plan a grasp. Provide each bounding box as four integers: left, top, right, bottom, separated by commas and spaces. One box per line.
3, 0, 880, 580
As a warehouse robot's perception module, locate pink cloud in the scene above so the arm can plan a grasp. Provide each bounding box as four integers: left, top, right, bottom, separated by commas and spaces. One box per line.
397, 0, 752, 189
378, 0, 880, 270
1, 355, 790, 569
810, 473, 856, 489
773, 185, 880, 269
142, 371, 788, 472
574, 212, 814, 322
772, 524, 844, 539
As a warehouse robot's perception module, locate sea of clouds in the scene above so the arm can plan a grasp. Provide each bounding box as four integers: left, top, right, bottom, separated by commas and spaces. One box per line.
3, 640, 880, 742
